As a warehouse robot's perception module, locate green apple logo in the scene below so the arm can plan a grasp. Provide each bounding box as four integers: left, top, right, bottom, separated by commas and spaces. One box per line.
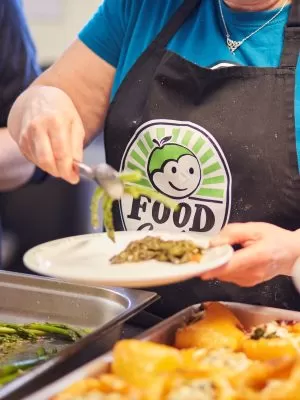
147, 137, 201, 199
120, 120, 231, 235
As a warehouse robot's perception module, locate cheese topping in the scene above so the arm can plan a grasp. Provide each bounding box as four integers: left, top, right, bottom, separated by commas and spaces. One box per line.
167, 379, 215, 400
250, 322, 300, 350
201, 348, 251, 372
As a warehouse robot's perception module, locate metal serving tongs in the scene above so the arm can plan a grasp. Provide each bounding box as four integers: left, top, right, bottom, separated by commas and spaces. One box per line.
74, 161, 124, 200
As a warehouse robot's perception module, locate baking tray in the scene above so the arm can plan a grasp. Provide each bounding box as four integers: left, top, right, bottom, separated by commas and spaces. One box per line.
0, 271, 158, 400
27, 301, 300, 400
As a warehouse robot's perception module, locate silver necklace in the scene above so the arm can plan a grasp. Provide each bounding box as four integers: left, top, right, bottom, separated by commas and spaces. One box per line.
218, 0, 289, 54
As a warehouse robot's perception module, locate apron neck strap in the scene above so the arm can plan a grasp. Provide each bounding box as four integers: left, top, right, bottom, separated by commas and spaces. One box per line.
153, 0, 202, 49
280, 0, 300, 67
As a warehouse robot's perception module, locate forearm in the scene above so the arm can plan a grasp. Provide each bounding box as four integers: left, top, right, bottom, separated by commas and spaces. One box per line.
9, 41, 115, 145
0, 128, 35, 190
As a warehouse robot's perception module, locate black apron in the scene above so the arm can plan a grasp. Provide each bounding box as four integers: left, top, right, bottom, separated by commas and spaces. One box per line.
104, 0, 300, 318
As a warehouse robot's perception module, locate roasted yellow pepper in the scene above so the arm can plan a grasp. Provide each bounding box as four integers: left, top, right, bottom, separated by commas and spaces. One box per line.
180, 347, 253, 379
52, 374, 143, 400
175, 303, 245, 351
242, 337, 298, 361
112, 340, 183, 390
157, 370, 236, 400
234, 357, 300, 400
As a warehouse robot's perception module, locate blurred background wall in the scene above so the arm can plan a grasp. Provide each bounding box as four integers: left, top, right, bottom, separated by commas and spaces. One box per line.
1, 1, 105, 272
23, 0, 102, 66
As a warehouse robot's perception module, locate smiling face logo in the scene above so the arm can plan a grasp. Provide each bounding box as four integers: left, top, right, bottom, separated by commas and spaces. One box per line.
148, 138, 201, 199
120, 120, 232, 235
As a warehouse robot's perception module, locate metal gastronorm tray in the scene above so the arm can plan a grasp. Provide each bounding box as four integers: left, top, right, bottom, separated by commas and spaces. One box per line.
0, 271, 158, 400
27, 301, 300, 400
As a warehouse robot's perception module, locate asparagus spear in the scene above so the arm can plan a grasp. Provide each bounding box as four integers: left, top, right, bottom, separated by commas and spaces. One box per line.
90, 187, 104, 229
0, 372, 21, 386
0, 356, 49, 377
0, 324, 38, 340
90, 168, 179, 241
103, 193, 115, 242
0, 322, 86, 342
0, 356, 49, 385
25, 323, 81, 342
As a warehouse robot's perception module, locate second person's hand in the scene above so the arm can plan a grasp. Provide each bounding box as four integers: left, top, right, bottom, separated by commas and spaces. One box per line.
8, 85, 85, 184
201, 222, 300, 287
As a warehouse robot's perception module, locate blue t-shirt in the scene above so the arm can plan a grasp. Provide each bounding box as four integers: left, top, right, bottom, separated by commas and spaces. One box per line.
79, 0, 300, 170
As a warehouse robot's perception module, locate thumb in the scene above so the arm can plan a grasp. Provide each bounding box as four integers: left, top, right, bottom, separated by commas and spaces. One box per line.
210, 222, 261, 247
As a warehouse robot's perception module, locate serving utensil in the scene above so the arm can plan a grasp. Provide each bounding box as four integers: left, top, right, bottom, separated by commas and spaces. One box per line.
74, 161, 124, 200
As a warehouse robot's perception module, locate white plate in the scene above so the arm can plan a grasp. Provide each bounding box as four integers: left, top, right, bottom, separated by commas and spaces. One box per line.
23, 231, 233, 288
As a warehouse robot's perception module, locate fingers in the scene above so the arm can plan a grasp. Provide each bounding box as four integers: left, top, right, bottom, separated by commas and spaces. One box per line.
20, 114, 85, 184
70, 117, 85, 183
210, 222, 262, 247
201, 245, 272, 287
30, 130, 59, 177
47, 118, 75, 183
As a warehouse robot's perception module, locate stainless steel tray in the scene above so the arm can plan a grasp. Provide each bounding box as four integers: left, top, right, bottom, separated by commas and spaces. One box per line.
0, 271, 158, 400
28, 302, 300, 400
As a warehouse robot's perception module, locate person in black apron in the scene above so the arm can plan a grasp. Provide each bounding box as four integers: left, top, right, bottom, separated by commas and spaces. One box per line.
102, 0, 300, 317
7, 1, 300, 319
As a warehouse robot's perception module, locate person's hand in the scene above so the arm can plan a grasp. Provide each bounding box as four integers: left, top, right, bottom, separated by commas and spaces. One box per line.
8, 86, 85, 184
201, 223, 300, 287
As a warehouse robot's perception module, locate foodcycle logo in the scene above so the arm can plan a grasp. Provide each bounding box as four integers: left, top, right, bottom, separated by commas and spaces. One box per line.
120, 120, 232, 235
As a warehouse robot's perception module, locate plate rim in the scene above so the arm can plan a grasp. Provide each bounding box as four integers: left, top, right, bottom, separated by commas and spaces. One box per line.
23, 231, 234, 286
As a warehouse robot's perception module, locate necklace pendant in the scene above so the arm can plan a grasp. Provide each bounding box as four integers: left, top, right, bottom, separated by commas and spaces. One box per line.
226, 37, 242, 54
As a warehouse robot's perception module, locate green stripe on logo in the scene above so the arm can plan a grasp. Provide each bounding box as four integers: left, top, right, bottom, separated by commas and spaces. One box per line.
127, 162, 146, 177
130, 150, 146, 167
197, 188, 224, 199
202, 176, 225, 185
144, 131, 154, 149
172, 128, 180, 142
137, 139, 148, 157
157, 128, 165, 140
182, 130, 193, 146
193, 138, 205, 154
200, 149, 214, 164
203, 162, 221, 175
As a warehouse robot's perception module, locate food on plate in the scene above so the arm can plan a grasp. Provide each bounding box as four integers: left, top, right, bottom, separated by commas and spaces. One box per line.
175, 303, 245, 351
53, 302, 300, 400
110, 236, 204, 264
242, 321, 300, 361
52, 374, 143, 400
90, 170, 178, 241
